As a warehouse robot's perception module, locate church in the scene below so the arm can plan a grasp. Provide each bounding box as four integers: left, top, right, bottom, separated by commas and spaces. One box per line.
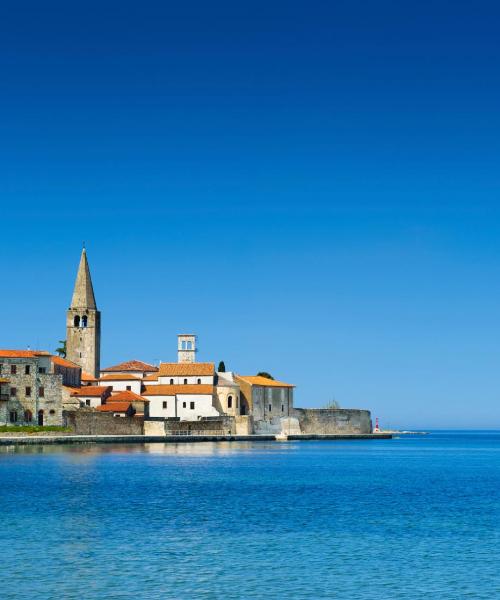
63, 249, 296, 434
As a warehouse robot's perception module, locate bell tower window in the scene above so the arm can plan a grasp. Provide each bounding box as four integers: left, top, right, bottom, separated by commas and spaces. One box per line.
74, 315, 80, 327
82, 315, 88, 327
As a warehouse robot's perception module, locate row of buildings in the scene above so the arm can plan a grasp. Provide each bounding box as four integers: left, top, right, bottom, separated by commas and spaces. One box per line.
0, 249, 297, 434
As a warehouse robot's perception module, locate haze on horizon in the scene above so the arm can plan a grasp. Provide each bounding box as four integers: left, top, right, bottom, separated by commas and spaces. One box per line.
1, 0, 500, 429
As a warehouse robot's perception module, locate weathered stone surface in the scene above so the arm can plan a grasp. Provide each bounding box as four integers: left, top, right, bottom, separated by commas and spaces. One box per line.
64, 409, 144, 435
292, 408, 372, 434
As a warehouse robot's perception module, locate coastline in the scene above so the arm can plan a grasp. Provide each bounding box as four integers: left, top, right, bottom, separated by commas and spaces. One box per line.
0, 432, 393, 446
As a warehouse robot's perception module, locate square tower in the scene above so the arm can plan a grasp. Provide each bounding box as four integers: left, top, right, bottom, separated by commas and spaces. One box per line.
178, 334, 197, 364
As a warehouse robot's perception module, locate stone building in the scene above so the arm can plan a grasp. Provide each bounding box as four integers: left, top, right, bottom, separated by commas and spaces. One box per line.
235, 375, 294, 432
66, 248, 101, 378
0, 350, 64, 426
215, 371, 241, 417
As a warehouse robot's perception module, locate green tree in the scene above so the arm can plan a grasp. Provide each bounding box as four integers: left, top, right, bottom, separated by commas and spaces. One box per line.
218, 361, 226, 372
55, 340, 67, 358
257, 371, 274, 380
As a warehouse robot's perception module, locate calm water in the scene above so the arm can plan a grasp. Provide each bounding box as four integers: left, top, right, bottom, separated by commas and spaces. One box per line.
1, 432, 500, 599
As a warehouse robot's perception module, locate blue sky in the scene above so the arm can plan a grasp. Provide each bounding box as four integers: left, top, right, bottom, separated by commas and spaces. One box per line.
1, 0, 500, 428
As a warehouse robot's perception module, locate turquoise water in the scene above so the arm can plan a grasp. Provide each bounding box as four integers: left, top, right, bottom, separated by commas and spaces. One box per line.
1, 432, 500, 599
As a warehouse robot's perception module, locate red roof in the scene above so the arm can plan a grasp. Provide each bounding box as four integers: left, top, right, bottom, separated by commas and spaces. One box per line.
158, 362, 214, 377
96, 402, 132, 413
110, 390, 149, 403
52, 356, 81, 369
81, 371, 97, 382
100, 373, 140, 381
0, 349, 49, 358
101, 360, 158, 373
71, 386, 112, 397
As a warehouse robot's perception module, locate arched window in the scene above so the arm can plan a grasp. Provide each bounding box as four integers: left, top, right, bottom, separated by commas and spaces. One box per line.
227, 395, 233, 409
182, 341, 187, 350
170, 379, 174, 385
197, 378, 201, 384
24, 410, 33, 423
82, 315, 88, 327
187, 341, 192, 350
183, 378, 188, 385
74, 315, 80, 327
49, 410, 55, 415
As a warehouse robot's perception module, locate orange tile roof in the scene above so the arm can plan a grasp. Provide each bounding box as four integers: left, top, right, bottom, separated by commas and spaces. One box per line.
101, 360, 159, 373
96, 402, 132, 413
110, 390, 149, 403
81, 371, 97, 382
51, 356, 81, 369
100, 373, 140, 381
0, 349, 49, 358
142, 384, 214, 396
143, 373, 159, 381
236, 375, 294, 388
71, 386, 112, 397
157, 362, 214, 377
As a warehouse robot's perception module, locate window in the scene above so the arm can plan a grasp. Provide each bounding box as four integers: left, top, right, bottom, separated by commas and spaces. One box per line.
187, 341, 192, 350
183, 402, 186, 408
39, 387, 45, 397
170, 379, 174, 385
236, 397, 239, 408
282, 404, 284, 412
74, 315, 80, 327
190, 402, 195, 410
24, 410, 32, 422
182, 341, 187, 350
25, 365, 30, 375
162, 401, 167, 409
197, 378, 201, 384
49, 410, 55, 415
25, 386, 31, 397
126, 386, 131, 391
268, 404, 272, 412
86, 399, 91, 407
9, 411, 17, 423
10, 387, 16, 397
227, 395, 233, 408
38, 367, 46, 374
82, 315, 88, 327
10, 365, 16, 375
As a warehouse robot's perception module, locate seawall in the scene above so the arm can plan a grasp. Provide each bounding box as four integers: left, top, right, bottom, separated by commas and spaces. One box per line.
292, 408, 372, 434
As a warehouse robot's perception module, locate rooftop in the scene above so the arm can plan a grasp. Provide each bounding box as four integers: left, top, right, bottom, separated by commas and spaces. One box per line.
96, 402, 132, 413
70, 386, 112, 397
100, 373, 140, 381
158, 362, 214, 377
236, 375, 294, 388
101, 360, 159, 373
110, 390, 149, 403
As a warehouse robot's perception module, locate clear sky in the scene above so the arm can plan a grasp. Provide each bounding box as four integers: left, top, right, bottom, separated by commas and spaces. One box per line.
1, 0, 500, 428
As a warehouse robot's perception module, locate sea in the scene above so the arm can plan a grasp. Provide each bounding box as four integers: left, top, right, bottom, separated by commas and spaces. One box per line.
1, 431, 499, 599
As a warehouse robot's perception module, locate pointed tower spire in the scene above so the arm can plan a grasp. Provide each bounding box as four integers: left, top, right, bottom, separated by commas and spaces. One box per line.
70, 248, 97, 309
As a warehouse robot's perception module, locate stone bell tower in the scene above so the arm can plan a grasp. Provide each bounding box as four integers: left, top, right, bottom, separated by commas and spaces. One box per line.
66, 248, 101, 377
178, 334, 197, 363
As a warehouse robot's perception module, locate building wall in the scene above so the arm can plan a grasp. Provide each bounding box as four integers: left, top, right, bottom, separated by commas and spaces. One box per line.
250, 386, 294, 422
215, 385, 240, 416
66, 308, 101, 377
0, 356, 63, 426
157, 375, 213, 385
292, 408, 372, 434
176, 394, 219, 420
146, 394, 177, 418
98, 379, 142, 394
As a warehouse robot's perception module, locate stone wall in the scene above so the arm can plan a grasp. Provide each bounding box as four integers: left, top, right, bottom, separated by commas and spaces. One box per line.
292, 408, 372, 434
64, 409, 144, 435
164, 416, 234, 436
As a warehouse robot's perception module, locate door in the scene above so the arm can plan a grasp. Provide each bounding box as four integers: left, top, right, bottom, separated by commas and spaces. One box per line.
38, 410, 44, 426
